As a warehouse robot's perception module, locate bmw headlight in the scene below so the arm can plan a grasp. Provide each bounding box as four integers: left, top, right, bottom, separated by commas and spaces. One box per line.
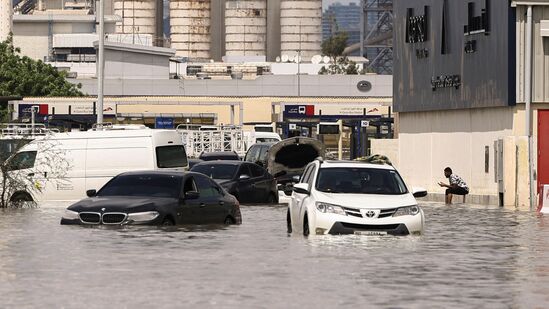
392, 205, 420, 217
316, 202, 346, 216
62, 209, 79, 220
127, 211, 160, 222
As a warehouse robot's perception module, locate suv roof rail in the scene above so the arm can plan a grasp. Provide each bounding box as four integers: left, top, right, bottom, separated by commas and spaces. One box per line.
354, 154, 393, 166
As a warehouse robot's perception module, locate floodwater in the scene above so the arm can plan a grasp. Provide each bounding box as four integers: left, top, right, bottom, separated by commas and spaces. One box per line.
1, 202, 549, 309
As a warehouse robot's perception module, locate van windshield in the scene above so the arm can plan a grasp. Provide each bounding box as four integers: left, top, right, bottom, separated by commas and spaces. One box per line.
6, 151, 37, 171
98, 174, 182, 198
156, 146, 188, 168
316, 167, 408, 195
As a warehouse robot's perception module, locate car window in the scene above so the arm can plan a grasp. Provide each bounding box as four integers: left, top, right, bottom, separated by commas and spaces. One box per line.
249, 164, 264, 178
183, 176, 198, 194
98, 174, 183, 198
192, 164, 238, 180
194, 174, 216, 198
306, 166, 317, 187
315, 167, 408, 195
256, 138, 279, 143
245, 145, 260, 163
209, 179, 225, 197
156, 145, 188, 168
7, 151, 37, 171
301, 164, 315, 183
258, 145, 269, 162
238, 164, 252, 178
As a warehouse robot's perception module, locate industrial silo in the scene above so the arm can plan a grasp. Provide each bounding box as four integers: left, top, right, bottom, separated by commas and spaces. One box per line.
280, 0, 322, 61
225, 0, 267, 57
114, 0, 157, 37
170, 0, 211, 58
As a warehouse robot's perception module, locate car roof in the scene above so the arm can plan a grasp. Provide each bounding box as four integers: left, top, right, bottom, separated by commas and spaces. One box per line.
117, 170, 188, 177
193, 160, 244, 166
317, 160, 395, 170
199, 151, 239, 157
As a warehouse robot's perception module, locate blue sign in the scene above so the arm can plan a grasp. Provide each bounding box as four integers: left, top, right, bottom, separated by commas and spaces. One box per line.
155, 117, 174, 129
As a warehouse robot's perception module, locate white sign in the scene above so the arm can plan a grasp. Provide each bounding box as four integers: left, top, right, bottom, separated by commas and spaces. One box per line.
361, 120, 370, 127
540, 185, 549, 213
289, 124, 297, 130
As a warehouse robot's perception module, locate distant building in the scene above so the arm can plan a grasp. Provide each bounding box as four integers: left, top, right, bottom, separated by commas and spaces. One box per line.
322, 2, 361, 55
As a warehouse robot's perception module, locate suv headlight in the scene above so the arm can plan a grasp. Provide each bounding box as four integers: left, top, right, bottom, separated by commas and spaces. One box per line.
316, 202, 346, 216
62, 209, 79, 220
393, 205, 420, 217
127, 211, 160, 222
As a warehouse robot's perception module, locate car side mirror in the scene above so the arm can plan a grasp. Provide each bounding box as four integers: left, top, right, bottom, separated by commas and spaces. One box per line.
185, 191, 200, 199
292, 175, 301, 182
293, 183, 310, 195
86, 189, 97, 197
412, 187, 428, 198
273, 171, 287, 178
239, 174, 251, 180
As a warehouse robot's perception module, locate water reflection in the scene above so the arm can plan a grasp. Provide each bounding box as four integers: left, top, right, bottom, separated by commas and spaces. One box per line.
0, 203, 548, 308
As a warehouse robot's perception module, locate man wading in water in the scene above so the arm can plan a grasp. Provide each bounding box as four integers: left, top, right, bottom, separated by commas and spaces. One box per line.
438, 167, 469, 204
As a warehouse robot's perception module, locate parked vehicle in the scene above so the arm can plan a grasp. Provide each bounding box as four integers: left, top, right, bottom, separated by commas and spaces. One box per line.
243, 131, 282, 150
199, 151, 240, 161
244, 137, 326, 202
287, 159, 426, 236
5, 128, 188, 203
191, 160, 278, 204
60, 171, 241, 225
188, 158, 203, 169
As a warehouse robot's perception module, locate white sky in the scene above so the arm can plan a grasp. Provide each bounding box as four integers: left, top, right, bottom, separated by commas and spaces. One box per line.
323, 0, 358, 9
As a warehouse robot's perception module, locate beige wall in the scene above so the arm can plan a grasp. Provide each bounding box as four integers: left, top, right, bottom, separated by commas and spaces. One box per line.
398, 107, 516, 201
370, 139, 399, 168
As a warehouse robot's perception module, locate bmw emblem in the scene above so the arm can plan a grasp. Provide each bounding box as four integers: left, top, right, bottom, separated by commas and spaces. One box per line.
101, 208, 106, 212
365, 210, 376, 218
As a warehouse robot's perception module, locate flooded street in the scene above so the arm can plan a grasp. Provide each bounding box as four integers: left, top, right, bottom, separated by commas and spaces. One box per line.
1, 203, 549, 308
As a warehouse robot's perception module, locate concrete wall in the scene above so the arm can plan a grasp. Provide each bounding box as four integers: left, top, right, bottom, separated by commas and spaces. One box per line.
397, 107, 516, 205
516, 5, 549, 103
103, 48, 171, 79
75, 74, 392, 97
370, 139, 399, 168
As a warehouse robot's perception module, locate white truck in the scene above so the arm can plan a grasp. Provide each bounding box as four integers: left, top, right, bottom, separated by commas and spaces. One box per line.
4, 127, 188, 203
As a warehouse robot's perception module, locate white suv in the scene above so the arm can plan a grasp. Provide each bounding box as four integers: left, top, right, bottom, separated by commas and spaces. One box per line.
287, 159, 426, 236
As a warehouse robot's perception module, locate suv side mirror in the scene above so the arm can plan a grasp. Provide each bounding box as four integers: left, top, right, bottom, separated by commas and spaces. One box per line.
86, 189, 97, 197
293, 183, 310, 195
412, 187, 428, 198
185, 191, 200, 200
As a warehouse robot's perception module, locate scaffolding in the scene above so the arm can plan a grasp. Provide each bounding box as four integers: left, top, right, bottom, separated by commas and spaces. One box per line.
176, 124, 246, 158
361, 0, 393, 74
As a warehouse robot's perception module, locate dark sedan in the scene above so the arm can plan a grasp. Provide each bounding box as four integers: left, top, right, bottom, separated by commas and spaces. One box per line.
60, 171, 242, 226
191, 161, 278, 204
198, 151, 240, 161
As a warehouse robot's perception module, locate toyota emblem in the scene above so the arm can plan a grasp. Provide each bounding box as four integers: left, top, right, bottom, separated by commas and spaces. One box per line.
365, 210, 375, 218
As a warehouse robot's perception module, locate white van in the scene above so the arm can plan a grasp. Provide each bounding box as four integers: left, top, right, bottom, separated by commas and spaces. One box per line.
243, 131, 282, 150
5, 129, 188, 203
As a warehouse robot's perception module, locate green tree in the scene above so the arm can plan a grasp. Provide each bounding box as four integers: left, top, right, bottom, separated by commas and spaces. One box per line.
0, 34, 83, 97
321, 32, 349, 62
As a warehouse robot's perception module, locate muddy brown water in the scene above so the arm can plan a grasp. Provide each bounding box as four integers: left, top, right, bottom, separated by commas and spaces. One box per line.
1, 202, 549, 308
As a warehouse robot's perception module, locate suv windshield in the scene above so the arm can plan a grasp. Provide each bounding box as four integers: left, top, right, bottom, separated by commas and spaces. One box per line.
316, 167, 408, 195
192, 164, 238, 180
156, 146, 188, 168
98, 174, 182, 198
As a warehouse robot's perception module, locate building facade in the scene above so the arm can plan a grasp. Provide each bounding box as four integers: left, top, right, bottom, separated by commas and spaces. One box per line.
322, 2, 361, 54
386, 0, 549, 209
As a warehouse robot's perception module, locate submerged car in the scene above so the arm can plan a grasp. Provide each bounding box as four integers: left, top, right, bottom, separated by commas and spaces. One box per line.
60, 171, 242, 226
287, 159, 426, 236
191, 160, 278, 204
244, 137, 326, 202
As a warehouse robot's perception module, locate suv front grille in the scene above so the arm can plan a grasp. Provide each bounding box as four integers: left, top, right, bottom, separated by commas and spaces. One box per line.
379, 208, 398, 218
342, 207, 362, 218
79, 212, 101, 224
102, 213, 127, 224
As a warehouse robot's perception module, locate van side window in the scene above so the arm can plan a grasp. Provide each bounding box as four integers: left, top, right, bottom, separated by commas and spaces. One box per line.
156, 146, 188, 168
7, 151, 37, 171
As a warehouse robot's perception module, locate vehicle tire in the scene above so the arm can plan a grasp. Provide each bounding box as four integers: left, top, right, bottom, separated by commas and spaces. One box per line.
162, 217, 175, 226
267, 192, 277, 204
10, 192, 33, 203
287, 208, 292, 233
224, 216, 235, 225
303, 214, 310, 236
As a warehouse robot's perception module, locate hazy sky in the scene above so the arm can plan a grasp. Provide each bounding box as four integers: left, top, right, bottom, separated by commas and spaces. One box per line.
323, 0, 357, 9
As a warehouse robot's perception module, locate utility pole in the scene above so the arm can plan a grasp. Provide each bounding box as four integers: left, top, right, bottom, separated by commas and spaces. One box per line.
97, 0, 105, 125
297, 22, 301, 97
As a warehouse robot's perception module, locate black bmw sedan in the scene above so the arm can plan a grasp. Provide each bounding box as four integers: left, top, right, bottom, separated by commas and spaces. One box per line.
191, 161, 278, 204
60, 171, 242, 225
